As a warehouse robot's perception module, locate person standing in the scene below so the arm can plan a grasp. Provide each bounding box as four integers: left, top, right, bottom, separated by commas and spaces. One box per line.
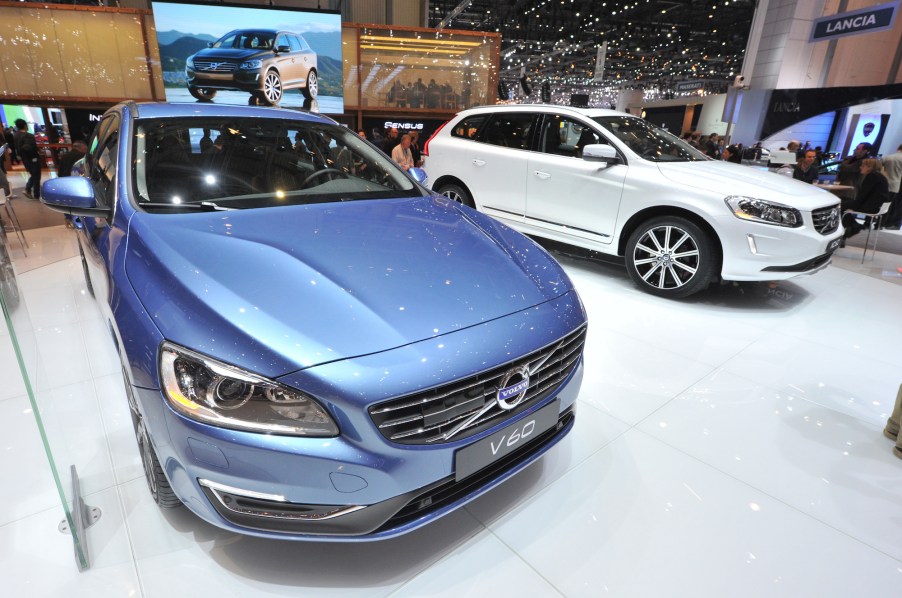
704, 133, 721, 159
13, 119, 41, 200
58, 139, 87, 177
881, 143, 902, 229
0, 141, 13, 200
408, 130, 423, 167
793, 149, 819, 184
391, 133, 414, 171
381, 127, 399, 155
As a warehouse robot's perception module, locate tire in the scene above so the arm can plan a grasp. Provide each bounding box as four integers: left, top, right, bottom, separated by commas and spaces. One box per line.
188, 86, 216, 102
132, 409, 181, 508
437, 182, 475, 208
301, 69, 318, 100
124, 367, 181, 509
261, 70, 283, 105
78, 241, 94, 298
625, 216, 718, 299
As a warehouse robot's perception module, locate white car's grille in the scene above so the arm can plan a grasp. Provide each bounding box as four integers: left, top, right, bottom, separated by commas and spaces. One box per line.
812, 204, 840, 235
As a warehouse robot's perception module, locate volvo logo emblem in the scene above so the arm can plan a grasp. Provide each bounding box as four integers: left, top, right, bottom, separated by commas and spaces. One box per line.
827, 207, 839, 229
496, 366, 530, 410
208, 62, 221, 70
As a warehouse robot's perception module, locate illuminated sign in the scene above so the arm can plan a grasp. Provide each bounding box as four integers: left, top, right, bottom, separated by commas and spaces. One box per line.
675, 80, 704, 93
384, 121, 424, 130
810, 1, 899, 42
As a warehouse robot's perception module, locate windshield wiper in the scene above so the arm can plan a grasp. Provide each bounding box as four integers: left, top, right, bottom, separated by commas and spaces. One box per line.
139, 201, 235, 212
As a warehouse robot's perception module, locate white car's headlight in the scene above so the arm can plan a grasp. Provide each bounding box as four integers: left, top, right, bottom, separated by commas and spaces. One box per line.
725, 196, 802, 228
160, 342, 338, 437
240, 59, 262, 70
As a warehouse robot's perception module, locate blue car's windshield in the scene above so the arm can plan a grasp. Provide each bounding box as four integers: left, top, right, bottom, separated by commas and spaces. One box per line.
133, 118, 421, 212
592, 115, 708, 162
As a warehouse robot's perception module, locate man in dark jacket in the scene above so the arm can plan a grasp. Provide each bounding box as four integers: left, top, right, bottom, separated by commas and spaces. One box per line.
58, 139, 87, 177
793, 150, 819, 184
13, 119, 41, 199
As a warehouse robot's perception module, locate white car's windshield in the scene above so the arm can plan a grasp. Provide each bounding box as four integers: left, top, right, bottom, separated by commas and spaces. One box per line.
593, 115, 708, 162
133, 118, 420, 212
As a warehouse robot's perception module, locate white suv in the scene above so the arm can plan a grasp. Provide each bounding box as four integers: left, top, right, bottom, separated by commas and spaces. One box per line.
424, 105, 843, 298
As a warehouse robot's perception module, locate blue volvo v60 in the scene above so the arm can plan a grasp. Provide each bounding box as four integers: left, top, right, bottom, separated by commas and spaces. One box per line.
41, 102, 587, 540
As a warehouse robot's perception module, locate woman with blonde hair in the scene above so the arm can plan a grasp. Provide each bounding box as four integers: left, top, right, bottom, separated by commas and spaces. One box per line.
841, 157, 889, 245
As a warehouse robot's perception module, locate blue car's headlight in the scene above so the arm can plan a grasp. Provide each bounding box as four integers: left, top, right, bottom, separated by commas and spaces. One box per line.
160, 342, 338, 437
186, 57, 194, 69
240, 59, 262, 70
725, 196, 802, 228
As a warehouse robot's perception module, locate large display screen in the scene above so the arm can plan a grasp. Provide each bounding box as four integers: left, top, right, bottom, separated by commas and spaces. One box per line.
150, 1, 342, 113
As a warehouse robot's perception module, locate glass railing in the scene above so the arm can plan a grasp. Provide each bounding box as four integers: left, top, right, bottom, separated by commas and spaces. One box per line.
0, 223, 107, 571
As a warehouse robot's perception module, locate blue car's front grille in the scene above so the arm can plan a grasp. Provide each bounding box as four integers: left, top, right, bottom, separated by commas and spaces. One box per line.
369, 325, 586, 445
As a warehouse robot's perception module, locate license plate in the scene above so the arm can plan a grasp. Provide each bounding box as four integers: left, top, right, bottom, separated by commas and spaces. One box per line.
454, 400, 560, 482
827, 238, 841, 253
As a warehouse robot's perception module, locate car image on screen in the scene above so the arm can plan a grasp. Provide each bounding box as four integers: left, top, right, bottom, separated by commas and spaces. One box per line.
186, 28, 318, 106
39, 102, 587, 541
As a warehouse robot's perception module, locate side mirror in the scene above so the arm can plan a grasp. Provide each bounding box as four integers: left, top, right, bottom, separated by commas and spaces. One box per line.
41, 177, 108, 217
408, 167, 428, 186
276, 45, 291, 54
582, 144, 620, 165
207, 42, 213, 48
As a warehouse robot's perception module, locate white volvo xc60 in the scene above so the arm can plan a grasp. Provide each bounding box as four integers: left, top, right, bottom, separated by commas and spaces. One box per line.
425, 104, 843, 299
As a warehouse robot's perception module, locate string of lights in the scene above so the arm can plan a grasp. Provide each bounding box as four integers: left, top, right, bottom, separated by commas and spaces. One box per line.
428, 0, 755, 105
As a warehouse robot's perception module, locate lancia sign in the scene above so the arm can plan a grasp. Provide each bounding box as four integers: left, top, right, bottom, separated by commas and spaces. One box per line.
810, 1, 899, 42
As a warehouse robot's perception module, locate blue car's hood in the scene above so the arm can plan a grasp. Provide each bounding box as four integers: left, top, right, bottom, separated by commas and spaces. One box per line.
126, 197, 572, 378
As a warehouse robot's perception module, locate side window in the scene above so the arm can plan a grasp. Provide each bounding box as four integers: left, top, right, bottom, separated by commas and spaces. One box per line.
480, 113, 535, 150
451, 115, 488, 140
539, 115, 603, 158
287, 35, 302, 52
89, 114, 120, 209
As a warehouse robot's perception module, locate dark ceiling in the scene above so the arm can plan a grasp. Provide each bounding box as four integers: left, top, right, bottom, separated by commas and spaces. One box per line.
427, 0, 757, 92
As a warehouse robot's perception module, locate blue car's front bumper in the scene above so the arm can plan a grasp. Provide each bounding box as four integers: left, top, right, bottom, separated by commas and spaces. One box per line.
133, 292, 586, 541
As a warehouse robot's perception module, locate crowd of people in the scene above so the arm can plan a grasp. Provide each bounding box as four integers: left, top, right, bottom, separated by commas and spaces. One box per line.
679, 130, 902, 240
364, 126, 424, 172
0, 119, 86, 205
386, 78, 463, 111
2, 115, 902, 248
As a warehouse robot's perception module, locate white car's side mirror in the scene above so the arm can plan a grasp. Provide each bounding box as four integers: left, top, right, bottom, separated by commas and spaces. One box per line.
582, 144, 620, 165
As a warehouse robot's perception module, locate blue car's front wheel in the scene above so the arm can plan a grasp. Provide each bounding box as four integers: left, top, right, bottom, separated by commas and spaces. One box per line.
127, 378, 181, 509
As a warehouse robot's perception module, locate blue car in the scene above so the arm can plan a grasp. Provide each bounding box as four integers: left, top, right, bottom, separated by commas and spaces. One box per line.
41, 102, 586, 540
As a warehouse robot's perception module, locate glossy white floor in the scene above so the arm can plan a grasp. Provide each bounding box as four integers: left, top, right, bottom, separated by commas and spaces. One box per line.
2, 220, 902, 597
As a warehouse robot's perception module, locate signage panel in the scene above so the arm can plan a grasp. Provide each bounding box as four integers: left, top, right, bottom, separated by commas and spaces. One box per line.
810, 1, 899, 42
675, 80, 704, 93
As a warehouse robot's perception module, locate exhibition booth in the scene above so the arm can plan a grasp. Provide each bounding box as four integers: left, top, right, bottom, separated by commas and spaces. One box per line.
1, 1, 902, 592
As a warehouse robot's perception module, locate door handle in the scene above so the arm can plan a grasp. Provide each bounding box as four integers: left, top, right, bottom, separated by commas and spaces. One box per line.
472, 159, 486, 166
534, 171, 551, 179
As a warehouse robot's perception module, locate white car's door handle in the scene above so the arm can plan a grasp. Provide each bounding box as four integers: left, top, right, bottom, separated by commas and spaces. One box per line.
472, 159, 486, 166
534, 171, 551, 179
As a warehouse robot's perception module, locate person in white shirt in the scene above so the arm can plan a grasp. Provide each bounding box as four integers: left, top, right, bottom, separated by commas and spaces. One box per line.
882, 143, 902, 229
391, 133, 414, 171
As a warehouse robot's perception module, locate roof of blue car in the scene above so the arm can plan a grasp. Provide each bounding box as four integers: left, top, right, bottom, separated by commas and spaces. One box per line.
131, 102, 332, 123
